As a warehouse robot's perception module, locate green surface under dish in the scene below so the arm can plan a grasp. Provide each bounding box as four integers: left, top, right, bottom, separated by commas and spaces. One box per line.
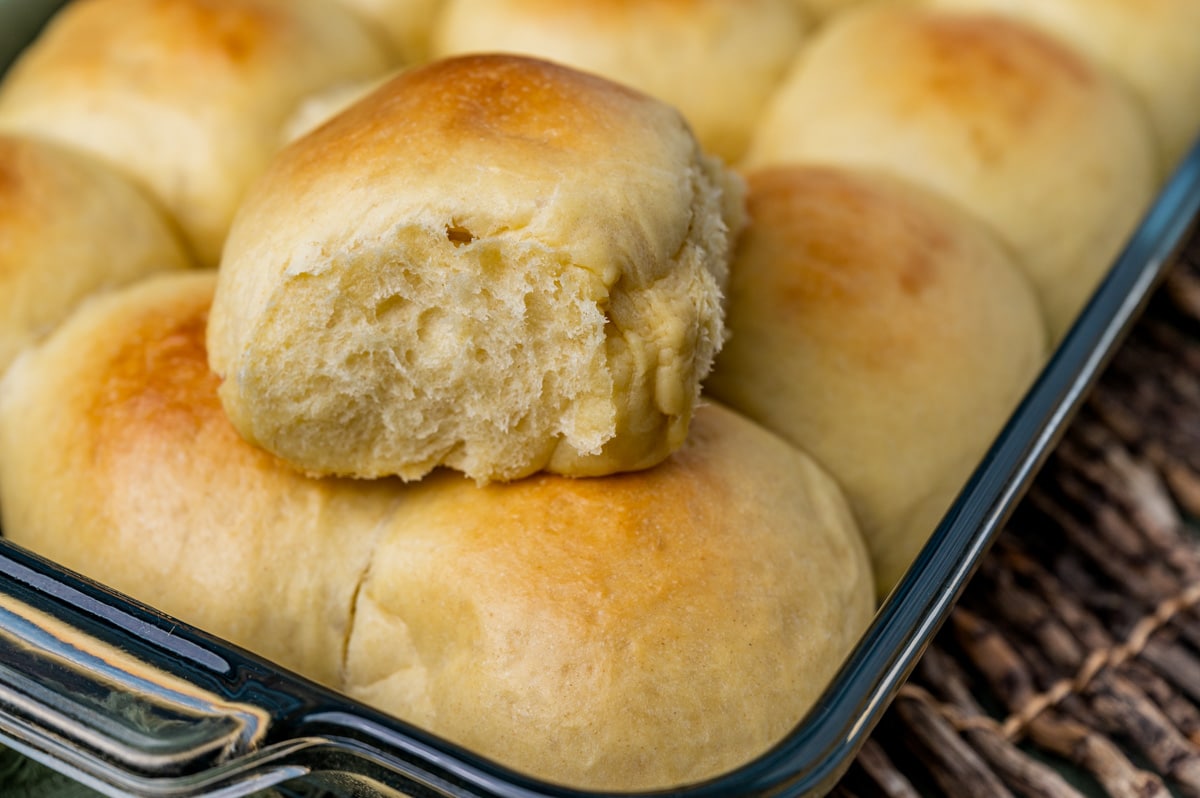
0, 0, 65, 72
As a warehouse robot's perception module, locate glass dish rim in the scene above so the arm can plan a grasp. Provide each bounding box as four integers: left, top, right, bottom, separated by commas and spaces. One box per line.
1, 2, 1199, 795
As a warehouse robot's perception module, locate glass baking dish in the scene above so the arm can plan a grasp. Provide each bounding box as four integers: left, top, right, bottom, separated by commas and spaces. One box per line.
2, 1, 1200, 795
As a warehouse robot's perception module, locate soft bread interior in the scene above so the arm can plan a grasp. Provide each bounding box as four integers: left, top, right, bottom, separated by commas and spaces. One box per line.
210, 54, 742, 482
0, 271, 873, 791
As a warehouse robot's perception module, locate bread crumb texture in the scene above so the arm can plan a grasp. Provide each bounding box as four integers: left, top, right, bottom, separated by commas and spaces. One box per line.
0, 272, 872, 791
209, 54, 742, 482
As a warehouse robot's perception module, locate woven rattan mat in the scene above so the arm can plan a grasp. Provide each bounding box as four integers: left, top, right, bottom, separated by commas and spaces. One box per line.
833, 227, 1200, 797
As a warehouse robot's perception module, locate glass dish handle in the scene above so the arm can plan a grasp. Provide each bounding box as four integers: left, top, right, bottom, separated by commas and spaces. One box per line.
0, 540, 278, 784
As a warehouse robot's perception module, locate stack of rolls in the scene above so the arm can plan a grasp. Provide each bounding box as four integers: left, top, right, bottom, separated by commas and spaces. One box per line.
0, 0, 391, 266
0, 0, 1196, 789
744, 3, 1158, 343
0, 30, 876, 793
0, 270, 873, 790
207, 53, 743, 483
712, 0, 1180, 596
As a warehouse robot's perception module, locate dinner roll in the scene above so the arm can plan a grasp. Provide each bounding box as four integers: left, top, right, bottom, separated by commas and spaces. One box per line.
706, 165, 1046, 595
209, 54, 743, 483
0, 271, 873, 791
746, 5, 1156, 342
344, 402, 872, 790
330, 0, 447, 64
0, 133, 190, 377
431, 0, 807, 163
0, 271, 393, 688
0, 0, 390, 266
921, 0, 1200, 174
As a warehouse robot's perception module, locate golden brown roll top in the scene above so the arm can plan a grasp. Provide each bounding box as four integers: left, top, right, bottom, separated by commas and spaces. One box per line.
208, 54, 744, 483
0, 271, 873, 791
346, 404, 872, 790
431, 0, 808, 163
0, 133, 191, 377
0, 0, 391, 266
706, 164, 1045, 596
746, 4, 1157, 342
922, 0, 1200, 174
0, 271, 395, 687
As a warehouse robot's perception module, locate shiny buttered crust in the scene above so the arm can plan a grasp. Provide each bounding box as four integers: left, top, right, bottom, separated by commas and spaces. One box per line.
345, 403, 872, 790
431, 0, 807, 163
746, 5, 1156, 342
0, 0, 390, 266
0, 134, 191, 376
0, 271, 873, 791
208, 54, 743, 483
706, 165, 1046, 595
0, 271, 395, 688
922, 0, 1200, 174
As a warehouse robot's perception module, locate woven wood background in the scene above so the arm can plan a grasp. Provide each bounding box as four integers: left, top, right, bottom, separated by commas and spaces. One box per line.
834, 225, 1200, 798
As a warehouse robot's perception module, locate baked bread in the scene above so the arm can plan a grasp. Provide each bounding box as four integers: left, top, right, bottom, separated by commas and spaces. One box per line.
344, 402, 872, 790
0, 270, 874, 791
430, 0, 808, 163
705, 165, 1046, 595
0, 133, 191, 376
329, 0, 447, 64
0, 271, 389, 688
208, 54, 743, 483
921, 0, 1200, 174
746, 4, 1157, 342
0, 0, 391, 266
